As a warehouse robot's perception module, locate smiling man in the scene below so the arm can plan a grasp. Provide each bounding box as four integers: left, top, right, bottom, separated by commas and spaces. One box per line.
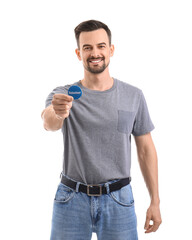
77, 30, 112, 74
75, 26, 114, 90
41, 19, 162, 240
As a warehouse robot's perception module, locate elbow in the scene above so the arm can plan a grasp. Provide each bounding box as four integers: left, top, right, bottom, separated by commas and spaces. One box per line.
137, 143, 153, 162
137, 144, 157, 164
43, 123, 49, 131
137, 148, 146, 163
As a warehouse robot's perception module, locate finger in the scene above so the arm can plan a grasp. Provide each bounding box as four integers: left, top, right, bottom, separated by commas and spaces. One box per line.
145, 224, 153, 233
144, 217, 150, 230
53, 104, 70, 111
52, 99, 72, 107
54, 94, 73, 101
55, 110, 68, 115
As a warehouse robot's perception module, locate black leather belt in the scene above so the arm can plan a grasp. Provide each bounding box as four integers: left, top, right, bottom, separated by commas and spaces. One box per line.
61, 174, 131, 196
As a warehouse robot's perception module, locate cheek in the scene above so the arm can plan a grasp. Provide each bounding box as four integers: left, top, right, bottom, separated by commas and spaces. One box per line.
104, 52, 110, 61
83, 56, 88, 63
79, 51, 86, 61
81, 56, 89, 65
81, 53, 87, 61
105, 49, 111, 57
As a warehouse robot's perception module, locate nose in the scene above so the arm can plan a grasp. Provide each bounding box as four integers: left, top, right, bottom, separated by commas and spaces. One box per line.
90, 47, 100, 58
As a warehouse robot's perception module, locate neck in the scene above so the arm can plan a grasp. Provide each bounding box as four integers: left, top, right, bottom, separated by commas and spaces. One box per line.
81, 68, 113, 91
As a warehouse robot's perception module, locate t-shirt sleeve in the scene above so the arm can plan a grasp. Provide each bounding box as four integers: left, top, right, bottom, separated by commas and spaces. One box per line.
132, 90, 155, 136
45, 86, 67, 108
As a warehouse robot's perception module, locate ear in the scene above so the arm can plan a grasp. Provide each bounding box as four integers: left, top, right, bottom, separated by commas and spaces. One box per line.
110, 44, 115, 57
75, 48, 82, 61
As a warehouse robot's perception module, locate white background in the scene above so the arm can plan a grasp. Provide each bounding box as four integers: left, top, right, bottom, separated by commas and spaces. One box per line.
0, 0, 192, 239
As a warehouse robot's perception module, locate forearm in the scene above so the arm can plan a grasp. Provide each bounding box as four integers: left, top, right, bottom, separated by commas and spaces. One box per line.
137, 142, 160, 205
41, 105, 64, 131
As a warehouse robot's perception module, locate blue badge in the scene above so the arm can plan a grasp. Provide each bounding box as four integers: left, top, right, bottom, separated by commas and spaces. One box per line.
68, 85, 82, 100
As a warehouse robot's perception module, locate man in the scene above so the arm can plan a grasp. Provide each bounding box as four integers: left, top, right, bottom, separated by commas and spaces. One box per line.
41, 19, 162, 240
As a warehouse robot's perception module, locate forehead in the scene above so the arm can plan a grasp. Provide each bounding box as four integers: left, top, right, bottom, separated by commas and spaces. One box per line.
79, 29, 109, 47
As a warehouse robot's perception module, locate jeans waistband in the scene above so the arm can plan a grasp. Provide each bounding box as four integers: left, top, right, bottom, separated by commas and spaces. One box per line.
60, 172, 121, 186
60, 172, 132, 196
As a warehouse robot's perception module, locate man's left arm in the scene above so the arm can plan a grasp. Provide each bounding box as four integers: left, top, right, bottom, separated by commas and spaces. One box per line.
134, 132, 162, 233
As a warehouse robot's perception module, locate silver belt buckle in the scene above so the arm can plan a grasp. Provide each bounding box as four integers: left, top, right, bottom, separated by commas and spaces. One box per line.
87, 184, 102, 196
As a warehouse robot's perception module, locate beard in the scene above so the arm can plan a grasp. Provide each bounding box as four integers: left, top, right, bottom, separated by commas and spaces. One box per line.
84, 57, 110, 74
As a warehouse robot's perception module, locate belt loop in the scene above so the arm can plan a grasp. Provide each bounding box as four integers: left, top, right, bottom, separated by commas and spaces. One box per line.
60, 172, 63, 179
104, 182, 110, 194
75, 182, 80, 192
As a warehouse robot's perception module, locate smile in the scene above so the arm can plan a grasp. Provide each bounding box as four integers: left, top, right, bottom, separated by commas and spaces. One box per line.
89, 58, 103, 63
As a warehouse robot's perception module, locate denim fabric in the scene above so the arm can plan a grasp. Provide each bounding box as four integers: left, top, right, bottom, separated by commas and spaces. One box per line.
50, 176, 138, 240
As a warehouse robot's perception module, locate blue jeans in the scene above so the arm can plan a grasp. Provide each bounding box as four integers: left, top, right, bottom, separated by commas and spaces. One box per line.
50, 175, 138, 240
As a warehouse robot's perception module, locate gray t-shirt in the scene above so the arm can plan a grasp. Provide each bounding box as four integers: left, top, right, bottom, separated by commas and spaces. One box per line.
45, 78, 155, 184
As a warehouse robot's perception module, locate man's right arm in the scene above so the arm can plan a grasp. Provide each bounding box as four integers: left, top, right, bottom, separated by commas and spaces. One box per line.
41, 93, 74, 131
41, 104, 64, 131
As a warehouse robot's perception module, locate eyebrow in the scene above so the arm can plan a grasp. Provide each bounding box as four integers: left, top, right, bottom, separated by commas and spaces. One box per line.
98, 42, 106, 46
82, 42, 107, 48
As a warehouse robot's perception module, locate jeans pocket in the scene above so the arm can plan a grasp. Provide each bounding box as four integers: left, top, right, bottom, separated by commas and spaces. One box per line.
117, 110, 135, 134
54, 183, 75, 203
109, 184, 135, 207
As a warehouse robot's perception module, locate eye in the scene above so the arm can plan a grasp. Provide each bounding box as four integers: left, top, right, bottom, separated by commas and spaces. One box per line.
99, 45, 105, 49
84, 47, 91, 50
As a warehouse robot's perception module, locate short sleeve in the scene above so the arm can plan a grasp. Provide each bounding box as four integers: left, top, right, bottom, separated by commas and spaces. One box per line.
132, 90, 155, 136
45, 86, 67, 108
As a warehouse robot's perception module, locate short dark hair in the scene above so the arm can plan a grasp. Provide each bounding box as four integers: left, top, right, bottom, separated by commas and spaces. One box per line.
74, 19, 112, 48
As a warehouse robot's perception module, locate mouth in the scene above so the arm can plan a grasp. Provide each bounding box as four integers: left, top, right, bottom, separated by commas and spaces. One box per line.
88, 58, 104, 64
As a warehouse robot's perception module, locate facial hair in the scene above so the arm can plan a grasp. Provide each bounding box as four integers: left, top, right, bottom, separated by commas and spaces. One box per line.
84, 57, 109, 74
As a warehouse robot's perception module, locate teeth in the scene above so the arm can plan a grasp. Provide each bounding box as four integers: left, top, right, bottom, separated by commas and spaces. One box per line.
90, 59, 102, 63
